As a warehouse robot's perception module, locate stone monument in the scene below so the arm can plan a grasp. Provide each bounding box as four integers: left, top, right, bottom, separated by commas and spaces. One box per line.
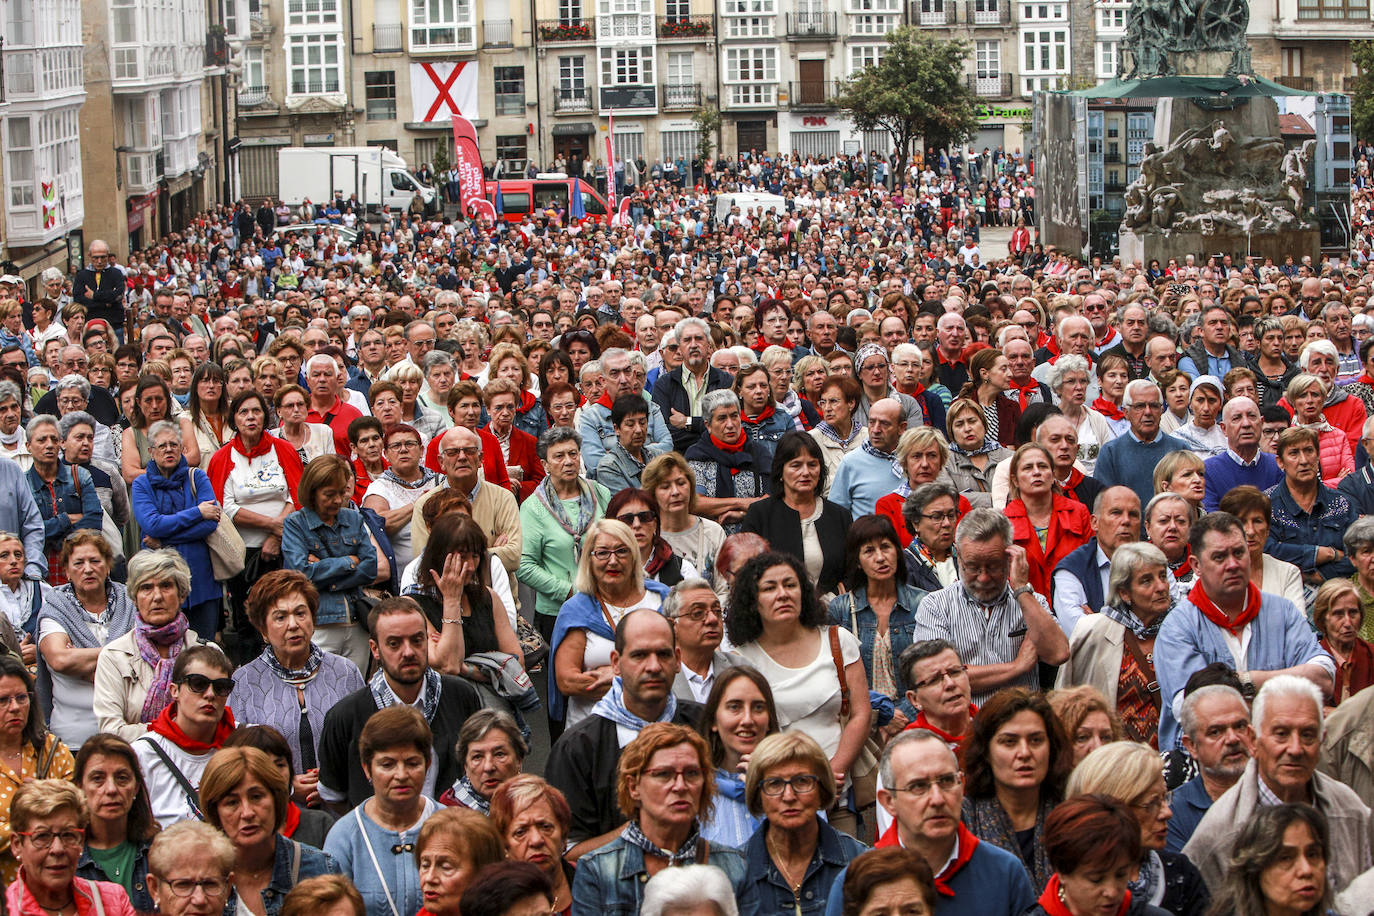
1116, 0, 1319, 264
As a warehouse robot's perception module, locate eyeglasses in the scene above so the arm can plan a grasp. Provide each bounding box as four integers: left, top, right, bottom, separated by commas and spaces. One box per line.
387, 440, 422, 451
161, 878, 229, 898
591, 546, 632, 562
760, 774, 821, 796
643, 767, 705, 786
0, 693, 30, 708
912, 665, 968, 690
1128, 402, 1163, 411
17, 829, 84, 849
893, 772, 962, 797
616, 510, 655, 527
1131, 792, 1172, 818
176, 674, 235, 697
671, 602, 722, 623
441, 446, 480, 458
920, 510, 959, 523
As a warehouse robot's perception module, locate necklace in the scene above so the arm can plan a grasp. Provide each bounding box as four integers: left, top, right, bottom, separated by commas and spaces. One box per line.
766, 832, 810, 892
36, 900, 73, 915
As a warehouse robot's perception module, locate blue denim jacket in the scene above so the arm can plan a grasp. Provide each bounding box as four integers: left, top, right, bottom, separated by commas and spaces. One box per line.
226, 834, 337, 916
76, 838, 154, 914
27, 462, 102, 549
827, 583, 928, 701
570, 832, 758, 916
742, 819, 867, 916
282, 506, 379, 625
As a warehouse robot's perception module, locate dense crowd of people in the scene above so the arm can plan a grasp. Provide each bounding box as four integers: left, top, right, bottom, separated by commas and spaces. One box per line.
0, 142, 1368, 916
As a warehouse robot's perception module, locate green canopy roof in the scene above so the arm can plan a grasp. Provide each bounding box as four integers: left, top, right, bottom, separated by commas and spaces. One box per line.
1065, 74, 1316, 99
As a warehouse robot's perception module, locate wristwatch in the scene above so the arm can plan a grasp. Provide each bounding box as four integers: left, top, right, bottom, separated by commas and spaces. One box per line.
1011, 584, 1034, 600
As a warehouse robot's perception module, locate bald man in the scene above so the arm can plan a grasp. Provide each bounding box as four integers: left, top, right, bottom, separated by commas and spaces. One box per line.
1203, 396, 1282, 511
830, 397, 907, 516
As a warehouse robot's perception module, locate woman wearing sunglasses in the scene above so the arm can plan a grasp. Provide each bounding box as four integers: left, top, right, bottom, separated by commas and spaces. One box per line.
605, 489, 698, 588
132, 644, 237, 828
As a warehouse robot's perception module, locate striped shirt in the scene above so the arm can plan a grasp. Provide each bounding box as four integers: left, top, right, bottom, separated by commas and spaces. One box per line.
913, 581, 1050, 705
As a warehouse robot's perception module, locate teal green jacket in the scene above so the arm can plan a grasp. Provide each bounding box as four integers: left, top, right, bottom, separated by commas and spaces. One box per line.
518, 480, 612, 617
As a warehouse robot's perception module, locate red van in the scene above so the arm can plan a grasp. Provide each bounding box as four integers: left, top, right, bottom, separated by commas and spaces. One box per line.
483, 174, 610, 224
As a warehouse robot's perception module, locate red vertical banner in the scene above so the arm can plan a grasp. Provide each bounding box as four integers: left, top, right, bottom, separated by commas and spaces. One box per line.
451, 115, 486, 216
605, 111, 617, 224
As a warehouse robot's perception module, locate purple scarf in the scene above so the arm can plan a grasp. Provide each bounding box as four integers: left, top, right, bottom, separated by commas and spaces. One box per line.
135, 613, 189, 723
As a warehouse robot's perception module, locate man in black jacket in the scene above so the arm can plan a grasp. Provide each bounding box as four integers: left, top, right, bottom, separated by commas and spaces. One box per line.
652, 316, 732, 452
72, 240, 126, 340
545, 609, 700, 860
316, 597, 483, 812
255, 197, 277, 238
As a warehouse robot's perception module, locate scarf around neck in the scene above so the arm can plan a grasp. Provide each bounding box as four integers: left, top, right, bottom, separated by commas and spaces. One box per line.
370, 666, 442, 722
261, 643, 325, 683
1037, 874, 1130, 916
1091, 397, 1125, 422
741, 403, 776, 426
1101, 602, 1168, 640
381, 467, 439, 490
643, 538, 676, 577
862, 439, 897, 463
815, 418, 861, 447
534, 476, 598, 554
1007, 379, 1040, 410
40, 582, 135, 650
135, 614, 190, 723
951, 439, 1000, 458
448, 776, 490, 814
1188, 579, 1261, 636
146, 702, 237, 754
591, 676, 677, 731
621, 819, 700, 866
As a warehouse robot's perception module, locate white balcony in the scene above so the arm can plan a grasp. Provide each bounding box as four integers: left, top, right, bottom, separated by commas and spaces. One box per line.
596, 12, 654, 40
125, 151, 161, 194
164, 136, 198, 178
726, 83, 775, 107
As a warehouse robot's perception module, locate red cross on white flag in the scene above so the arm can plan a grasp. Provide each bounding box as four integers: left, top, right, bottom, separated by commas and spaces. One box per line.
411, 61, 479, 122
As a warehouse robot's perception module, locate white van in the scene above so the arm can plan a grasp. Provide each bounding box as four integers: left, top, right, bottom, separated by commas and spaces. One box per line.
715, 192, 788, 223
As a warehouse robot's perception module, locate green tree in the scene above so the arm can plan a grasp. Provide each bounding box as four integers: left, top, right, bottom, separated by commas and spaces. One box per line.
692, 105, 723, 161
835, 27, 981, 177
1353, 41, 1374, 142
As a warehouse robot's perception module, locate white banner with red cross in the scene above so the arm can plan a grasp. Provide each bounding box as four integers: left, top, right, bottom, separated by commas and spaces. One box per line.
410, 61, 479, 122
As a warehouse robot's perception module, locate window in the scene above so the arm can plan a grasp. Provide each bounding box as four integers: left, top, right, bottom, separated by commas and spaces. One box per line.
722, 0, 773, 12
1020, 1, 1066, 19
287, 0, 339, 26
7, 118, 33, 208
1298, 0, 1369, 18
557, 0, 582, 20
223, 0, 241, 36
365, 71, 396, 119
6, 0, 33, 45
971, 0, 1002, 22
1022, 28, 1067, 73
976, 39, 999, 76
725, 46, 776, 105
411, 0, 475, 47
494, 66, 525, 115
726, 14, 773, 35
917, 0, 948, 24
612, 128, 644, 161
1097, 40, 1118, 79
662, 129, 699, 161
288, 33, 342, 94
664, 0, 689, 19
849, 44, 884, 73
600, 47, 653, 85
496, 135, 527, 161
559, 56, 586, 91
1096, 6, 1126, 30
245, 46, 266, 90
850, 13, 897, 34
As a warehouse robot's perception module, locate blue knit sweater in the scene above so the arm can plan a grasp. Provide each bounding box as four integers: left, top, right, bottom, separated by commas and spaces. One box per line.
1092, 431, 1188, 510
1202, 451, 1283, 511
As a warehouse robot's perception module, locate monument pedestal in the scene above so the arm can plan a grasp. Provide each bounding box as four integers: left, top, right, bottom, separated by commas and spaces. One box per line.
1120, 225, 1320, 265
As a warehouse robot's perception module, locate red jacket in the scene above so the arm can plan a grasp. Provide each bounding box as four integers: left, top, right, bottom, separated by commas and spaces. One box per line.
306, 397, 363, 459
1005, 494, 1093, 599
501, 426, 546, 501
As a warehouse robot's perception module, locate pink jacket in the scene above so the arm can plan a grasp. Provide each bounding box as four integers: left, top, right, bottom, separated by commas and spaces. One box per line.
7, 875, 136, 916
1315, 425, 1355, 485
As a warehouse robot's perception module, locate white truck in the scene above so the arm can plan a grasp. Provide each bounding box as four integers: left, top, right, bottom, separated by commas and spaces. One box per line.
715, 191, 787, 223
277, 146, 438, 214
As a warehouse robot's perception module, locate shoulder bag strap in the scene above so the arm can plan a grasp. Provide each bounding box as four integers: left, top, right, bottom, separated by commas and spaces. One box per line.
848, 592, 858, 634
137, 737, 203, 820
290, 839, 302, 884
827, 625, 850, 720
354, 807, 402, 916
36, 734, 57, 779
1120, 629, 1162, 712
694, 837, 710, 865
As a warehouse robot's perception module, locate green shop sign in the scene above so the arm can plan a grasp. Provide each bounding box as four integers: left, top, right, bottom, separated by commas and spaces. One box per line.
977, 105, 1031, 121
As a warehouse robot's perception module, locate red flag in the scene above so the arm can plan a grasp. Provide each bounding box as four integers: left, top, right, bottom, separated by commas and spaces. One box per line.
450, 115, 486, 217
605, 111, 618, 224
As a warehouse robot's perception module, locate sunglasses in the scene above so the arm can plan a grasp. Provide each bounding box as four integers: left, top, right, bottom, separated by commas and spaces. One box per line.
616, 510, 655, 526
176, 674, 235, 697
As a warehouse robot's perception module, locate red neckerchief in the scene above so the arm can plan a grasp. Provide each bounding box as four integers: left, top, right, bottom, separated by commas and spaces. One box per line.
643, 537, 676, 575
742, 403, 776, 425
1097, 327, 1119, 348
1172, 549, 1195, 579
206, 432, 304, 507
596, 391, 615, 409
1049, 351, 1093, 367
282, 802, 302, 838
905, 705, 977, 747
753, 334, 794, 352
874, 822, 981, 897
146, 703, 237, 755
1038, 874, 1130, 916
518, 389, 538, 413
1008, 379, 1040, 410
1091, 397, 1125, 421
1359, 373, 1374, 386
1188, 578, 1261, 636
710, 432, 747, 455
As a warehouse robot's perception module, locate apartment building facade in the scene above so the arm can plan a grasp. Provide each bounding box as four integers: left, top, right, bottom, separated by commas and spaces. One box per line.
0, 0, 87, 281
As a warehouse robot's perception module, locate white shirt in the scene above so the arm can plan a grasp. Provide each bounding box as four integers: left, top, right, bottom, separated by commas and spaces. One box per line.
134, 733, 216, 828
567, 589, 663, 730
220, 446, 294, 548
38, 613, 103, 749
